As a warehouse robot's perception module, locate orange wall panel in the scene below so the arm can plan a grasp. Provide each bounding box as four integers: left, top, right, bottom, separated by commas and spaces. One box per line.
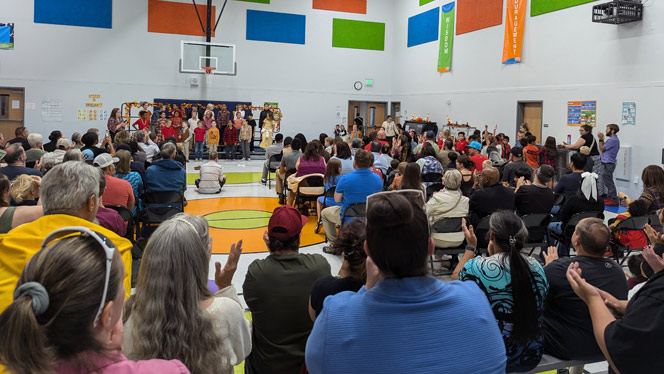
312, 0, 367, 14
456, 0, 502, 35
148, 0, 215, 37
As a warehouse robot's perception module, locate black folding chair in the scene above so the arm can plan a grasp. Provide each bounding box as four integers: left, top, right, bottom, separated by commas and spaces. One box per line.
294, 174, 325, 215
549, 211, 605, 255
267, 153, 283, 189
610, 216, 649, 265
426, 183, 444, 201
520, 213, 553, 256
430, 217, 467, 275
342, 202, 366, 224
552, 193, 565, 207
649, 213, 662, 232
106, 205, 135, 243
315, 186, 336, 234
421, 172, 443, 185
137, 190, 184, 241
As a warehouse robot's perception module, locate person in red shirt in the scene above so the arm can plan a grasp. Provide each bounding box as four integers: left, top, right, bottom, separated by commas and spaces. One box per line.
501, 136, 512, 160
93, 153, 135, 211
160, 119, 175, 139
132, 110, 150, 132
171, 111, 183, 142
609, 199, 648, 252
193, 120, 206, 161
523, 135, 540, 168
455, 132, 468, 154
223, 124, 239, 161
467, 141, 489, 172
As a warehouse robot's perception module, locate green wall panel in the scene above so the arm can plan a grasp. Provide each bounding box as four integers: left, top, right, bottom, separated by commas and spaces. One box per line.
332, 18, 385, 51
531, 0, 597, 16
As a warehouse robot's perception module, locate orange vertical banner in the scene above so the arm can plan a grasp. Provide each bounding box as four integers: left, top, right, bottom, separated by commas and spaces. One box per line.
502, 0, 525, 64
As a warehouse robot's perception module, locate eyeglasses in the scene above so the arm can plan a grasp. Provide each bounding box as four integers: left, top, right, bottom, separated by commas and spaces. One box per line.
41, 226, 117, 327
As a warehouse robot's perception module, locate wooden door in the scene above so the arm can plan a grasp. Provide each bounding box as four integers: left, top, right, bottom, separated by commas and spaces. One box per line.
366, 102, 386, 129
523, 103, 543, 144
0, 88, 24, 140
348, 101, 361, 129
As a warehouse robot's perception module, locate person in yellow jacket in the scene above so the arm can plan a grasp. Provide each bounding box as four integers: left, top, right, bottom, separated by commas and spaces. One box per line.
0, 161, 133, 313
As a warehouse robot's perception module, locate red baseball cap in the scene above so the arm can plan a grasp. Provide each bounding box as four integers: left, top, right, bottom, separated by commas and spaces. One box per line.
268, 205, 307, 238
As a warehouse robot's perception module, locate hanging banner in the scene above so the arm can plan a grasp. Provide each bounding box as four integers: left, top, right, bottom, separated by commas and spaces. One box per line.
502, 0, 526, 64
437, 2, 455, 73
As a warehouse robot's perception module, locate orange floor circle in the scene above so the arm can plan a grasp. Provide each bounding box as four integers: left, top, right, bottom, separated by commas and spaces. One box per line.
185, 197, 325, 254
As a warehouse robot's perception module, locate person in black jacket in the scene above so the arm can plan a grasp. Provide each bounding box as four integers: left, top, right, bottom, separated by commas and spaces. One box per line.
515, 165, 555, 216
469, 167, 515, 226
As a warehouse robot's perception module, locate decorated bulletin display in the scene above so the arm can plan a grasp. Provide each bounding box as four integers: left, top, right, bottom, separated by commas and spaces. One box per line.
0, 23, 14, 50
78, 94, 107, 121
123, 101, 283, 131
567, 101, 597, 126
622, 102, 636, 126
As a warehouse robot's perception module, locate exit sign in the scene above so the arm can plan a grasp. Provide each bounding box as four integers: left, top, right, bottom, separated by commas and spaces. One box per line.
365, 79, 373, 86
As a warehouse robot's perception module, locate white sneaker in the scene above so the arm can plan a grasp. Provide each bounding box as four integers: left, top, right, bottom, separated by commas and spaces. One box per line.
247, 157, 251, 161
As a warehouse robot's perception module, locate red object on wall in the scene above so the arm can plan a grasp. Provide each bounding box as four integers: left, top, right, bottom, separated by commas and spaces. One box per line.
148, 0, 216, 37
312, 0, 367, 14
456, 0, 502, 35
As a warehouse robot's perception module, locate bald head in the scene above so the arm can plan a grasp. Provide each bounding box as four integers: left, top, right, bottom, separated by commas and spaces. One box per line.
481, 167, 500, 187
573, 218, 610, 256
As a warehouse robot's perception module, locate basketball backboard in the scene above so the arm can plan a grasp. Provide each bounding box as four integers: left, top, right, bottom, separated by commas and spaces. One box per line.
180, 40, 236, 75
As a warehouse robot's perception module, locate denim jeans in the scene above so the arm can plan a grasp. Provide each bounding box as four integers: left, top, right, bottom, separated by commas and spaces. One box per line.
194, 141, 204, 160
602, 162, 617, 201
225, 145, 236, 160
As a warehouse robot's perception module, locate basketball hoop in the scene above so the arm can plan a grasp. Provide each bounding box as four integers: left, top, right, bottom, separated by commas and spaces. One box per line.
203, 66, 216, 85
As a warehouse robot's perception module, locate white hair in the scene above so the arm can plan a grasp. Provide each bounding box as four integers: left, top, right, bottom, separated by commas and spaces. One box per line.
41, 161, 100, 215
27, 133, 43, 148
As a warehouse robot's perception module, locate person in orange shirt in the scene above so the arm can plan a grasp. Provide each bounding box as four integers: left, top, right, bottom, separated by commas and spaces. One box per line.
523, 135, 540, 169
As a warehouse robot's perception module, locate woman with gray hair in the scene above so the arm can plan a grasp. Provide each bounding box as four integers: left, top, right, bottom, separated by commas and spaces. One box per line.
71, 132, 84, 149
26, 133, 46, 165
425, 169, 469, 248
123, 213, 251, 374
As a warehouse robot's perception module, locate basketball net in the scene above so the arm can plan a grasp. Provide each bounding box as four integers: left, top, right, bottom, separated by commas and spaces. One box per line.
203, 66, 216, 86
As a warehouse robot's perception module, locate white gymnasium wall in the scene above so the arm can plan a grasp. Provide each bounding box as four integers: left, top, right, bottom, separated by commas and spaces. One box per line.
391, 0, 664, 198
0, 0, 394, 140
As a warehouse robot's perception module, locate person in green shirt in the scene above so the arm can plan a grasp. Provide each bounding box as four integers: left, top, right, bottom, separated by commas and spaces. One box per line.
25, 133, 46, 164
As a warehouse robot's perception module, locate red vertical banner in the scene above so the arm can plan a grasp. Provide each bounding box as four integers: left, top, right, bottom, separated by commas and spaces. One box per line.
502, 0, 526, 64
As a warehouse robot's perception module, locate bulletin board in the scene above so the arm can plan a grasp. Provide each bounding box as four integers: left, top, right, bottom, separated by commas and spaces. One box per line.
567, 100, 596, 126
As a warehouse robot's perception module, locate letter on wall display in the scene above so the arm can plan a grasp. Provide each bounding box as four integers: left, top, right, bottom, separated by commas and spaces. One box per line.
438, 2, 455, 73
502, 0, 526, 64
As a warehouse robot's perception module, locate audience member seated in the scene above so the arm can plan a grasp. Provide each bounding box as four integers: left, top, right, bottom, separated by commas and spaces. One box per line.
124, 214, 251, 374
309, 219, 366, 319
316, 159, 342, 229
114, 150, 144, 215
369, 141, 390, 175
467, 141, 489, 172
42, 138, 71, 165
350, 138, 362, 157
286, 141, 326, 206
515, 165, 555, 216
276, 138, 302, 204
501, 147, 529, 184
417, 143, 444, 188
7, 126, 30, 150
469, 168, 515, 226
25, 133, 46, 165
243, 205, 331, 374
145, 142, 186, 195
81, 131, 113, 159
547, 173, 604, 256
305, 192, 507, 373
400, 162, 425, 194
0, 143, 42, 180
566, 244, 664, 373
136, 130, 160, 163
541, 218, 627, 364
9, 174, 40, 206
196, 151, 226, 194
0, 173, 42, 234
609, 199, 648, 254
321, 150, 383, 244
413, 130, 438, 156
453, 212, 548, 372
42, 130, 62, 152
388, 161, 407, 191
456, 155, 475, 197
0, 229, 190, 374
330, 142, 354, 176
94, 154, 134, 212
63, 148, 84, 162
0, 161, 133, 313
425, 169, 469, 248
260, 133, 284, 184
553, 153, 586, 198
619, 165, 664, 214
94, 168, 127, 237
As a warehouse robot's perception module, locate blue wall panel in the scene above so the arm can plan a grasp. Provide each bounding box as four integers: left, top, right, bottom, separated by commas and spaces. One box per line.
34, 0, 112, 29
246, 10, 306, 45
407, 7, 439, 47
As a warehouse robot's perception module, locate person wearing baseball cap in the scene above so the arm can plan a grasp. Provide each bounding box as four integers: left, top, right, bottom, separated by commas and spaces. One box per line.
93, 153, 134, 211
501, 147, 530, 184
467, 141, 489, 172
243, 205, 331, 374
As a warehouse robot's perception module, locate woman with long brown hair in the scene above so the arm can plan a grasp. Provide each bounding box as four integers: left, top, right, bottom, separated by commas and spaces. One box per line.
620, 165, 664, 213
123, 214, 251, 374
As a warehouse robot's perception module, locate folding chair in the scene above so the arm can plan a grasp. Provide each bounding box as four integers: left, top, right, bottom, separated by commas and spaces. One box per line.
549, 211, 605, 255
293, 174, 325, 215
552, 193, 565, 207
421, 172, 443, 186
520, 213, 553, 256
425, 183, 444, 201
137, 190, 184, 241
106, 205, 135, 243
315, 186, 336, 234
474, 215, 492, 252
279, 168, 297, 204
341, 202, 366, 224
430, 217, 467, 275
266, 153, 283, 189
610, 216, 649, 265
649, 213, 662, 232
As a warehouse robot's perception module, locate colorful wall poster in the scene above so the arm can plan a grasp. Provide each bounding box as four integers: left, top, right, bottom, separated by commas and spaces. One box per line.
437, 2, 455, 73
0, 23, 14, 50
407, 7, 439, 47
77, 109, 87, 121
567, 101, 597, 126
502, 0, 526, 64
622, 101, 636, 126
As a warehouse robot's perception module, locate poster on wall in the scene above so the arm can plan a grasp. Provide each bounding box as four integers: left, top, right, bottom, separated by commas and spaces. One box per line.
77, 109, 87, 121
621, 102, 636, 126
567, 100, 596, 126
0, 23, 14, 50
41, 100, 63, 122
502, 0, 526, 64
437, 2, 455, 73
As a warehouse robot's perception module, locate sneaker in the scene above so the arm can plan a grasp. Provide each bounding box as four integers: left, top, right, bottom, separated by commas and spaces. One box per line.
322, 245, 337, 255
260, 179, 267, 185
247, 157, 251, 161
604, 199, 619, 206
